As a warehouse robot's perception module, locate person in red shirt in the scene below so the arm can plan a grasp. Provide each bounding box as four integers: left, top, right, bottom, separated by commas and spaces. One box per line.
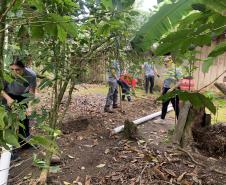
118, 73, 137, 101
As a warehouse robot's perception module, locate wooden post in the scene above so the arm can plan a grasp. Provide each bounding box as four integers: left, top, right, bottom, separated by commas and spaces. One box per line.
118, 85, 123, 112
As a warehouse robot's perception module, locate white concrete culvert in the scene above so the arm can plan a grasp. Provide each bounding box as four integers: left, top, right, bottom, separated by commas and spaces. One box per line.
0, 148, 11, 185
112, 106, 174, 134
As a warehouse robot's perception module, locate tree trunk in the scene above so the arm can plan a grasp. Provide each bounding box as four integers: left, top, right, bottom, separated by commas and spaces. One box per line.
180, 106, 206, 147
173, 102, 211, 148
214, 82, 226, 95
0, 0, 7, 91
173, 102, 191, 145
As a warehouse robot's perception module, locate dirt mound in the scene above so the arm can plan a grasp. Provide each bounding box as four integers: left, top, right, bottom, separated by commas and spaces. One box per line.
61, 116, 99, 134
193, 123, 226, 157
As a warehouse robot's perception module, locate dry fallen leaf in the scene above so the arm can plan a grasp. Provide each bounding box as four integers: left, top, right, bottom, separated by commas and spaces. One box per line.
163, 168, 177, 177
72, 176, 80, 184
119, 155, 128, 159
131, 159, 138, 163
111, 175, 122, 181
93, 139, 98, 146
96, 163, 106, 168
74, 182, 82, 185
105, 148, 110, 154
192, 176, 202, 184
177, 172, 187, 182
137, 140, 146, 144
85, 175, 91, 185
63, 181, 71, 185
77, 136, 83, 140
68, 155, 75, 159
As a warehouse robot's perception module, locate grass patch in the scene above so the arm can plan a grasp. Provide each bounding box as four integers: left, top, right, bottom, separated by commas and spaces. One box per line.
211, 98, 226, 123
74, 84, 108, 96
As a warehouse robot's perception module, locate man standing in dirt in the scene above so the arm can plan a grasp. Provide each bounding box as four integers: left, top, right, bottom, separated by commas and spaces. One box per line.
104, 60, 120, 113
142, 59, 159, 94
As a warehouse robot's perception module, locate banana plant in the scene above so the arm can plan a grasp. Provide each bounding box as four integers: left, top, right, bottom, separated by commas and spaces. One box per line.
131, 0, 226, 54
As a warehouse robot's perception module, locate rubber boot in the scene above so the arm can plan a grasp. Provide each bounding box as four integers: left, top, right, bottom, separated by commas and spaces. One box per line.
113, 104, 119, 109
122, 95, 126, 101
104, 106, 114, 113
127, 96, 131, 102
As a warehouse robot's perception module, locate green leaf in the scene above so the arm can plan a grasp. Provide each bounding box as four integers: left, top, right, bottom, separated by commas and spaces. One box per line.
102, 0, 114, 10
44, 23, 58, 37
202, 57, 214, 73
61, 16, 77, 37
181, 92, 216, 114
178, 12, 202, 29
186, 92, 203, 107
120, 0, 135, 9
32, 154, 47, 168
57, 25, 67, 42
5, 129, 20, 147
3, 72, 13, 83
27, 0, 45, 11
98, 23, 111, 36
11, 0, 23, 11
200, 0, 226, 16
38, 78, 53, 90
63, 0, 78, 7
31, 26, 44, 39
49, 166, 61, 173
31, 97, 41, 105
30, 135, 58, 152
0, 107, 6, 130
157, 91, 175, 102
192, 3, 206, 12
155, 30, 212, 55
203, 97, 216, 115
53, 0, 63, 4
48, 14, 77, 39
208, 40, 226, 57
18, 109, 26, 121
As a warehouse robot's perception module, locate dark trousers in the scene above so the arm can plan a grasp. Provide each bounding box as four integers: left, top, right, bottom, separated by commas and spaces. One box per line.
161, 88, 180, 120
105, 79, 118, 107
8, 94, 30, 142
145, 75, 154, 94
118, 80, 131, 101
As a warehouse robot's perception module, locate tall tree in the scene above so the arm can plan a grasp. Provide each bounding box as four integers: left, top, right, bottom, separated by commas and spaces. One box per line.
0, 0, 6, 91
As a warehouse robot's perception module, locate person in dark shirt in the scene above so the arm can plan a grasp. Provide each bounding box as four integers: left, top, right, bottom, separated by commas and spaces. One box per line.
1, 56, 37, 148
154, 56, 182, 124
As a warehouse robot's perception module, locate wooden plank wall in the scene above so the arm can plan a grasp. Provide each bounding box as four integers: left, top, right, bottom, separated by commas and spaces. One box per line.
194, 42, 226, 90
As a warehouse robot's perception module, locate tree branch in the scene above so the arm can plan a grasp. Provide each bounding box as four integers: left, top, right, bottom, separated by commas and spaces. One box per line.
198, 70, 226, 92
0, 0, 18, 22
178, 147, 226, 175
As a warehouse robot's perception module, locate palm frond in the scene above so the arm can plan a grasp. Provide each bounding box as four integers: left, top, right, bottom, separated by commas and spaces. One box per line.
131, 0, 197, 52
